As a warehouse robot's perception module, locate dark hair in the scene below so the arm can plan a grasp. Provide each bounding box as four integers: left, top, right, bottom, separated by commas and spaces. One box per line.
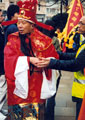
0, 9, 2, 12
19, 33, 34, 56
42, 20, 55, 38
7, 4, 19, 20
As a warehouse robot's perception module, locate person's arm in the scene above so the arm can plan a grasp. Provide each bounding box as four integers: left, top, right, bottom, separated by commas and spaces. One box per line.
48, 49, 85, 72
57, 51, 76, 60
36, 49, 85, 72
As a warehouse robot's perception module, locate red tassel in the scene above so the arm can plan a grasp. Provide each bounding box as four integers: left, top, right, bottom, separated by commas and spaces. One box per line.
36, 20, 54, 31
2, 19, 54, 31
1, 20, 18, 26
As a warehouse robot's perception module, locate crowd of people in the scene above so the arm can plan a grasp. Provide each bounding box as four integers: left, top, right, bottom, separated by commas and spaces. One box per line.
0, 0, 85, 120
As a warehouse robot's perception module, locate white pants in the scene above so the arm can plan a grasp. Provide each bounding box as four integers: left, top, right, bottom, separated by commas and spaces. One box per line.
0, 75, 7, 120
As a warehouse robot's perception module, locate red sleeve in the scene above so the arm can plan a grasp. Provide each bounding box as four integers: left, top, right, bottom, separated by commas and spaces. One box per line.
47, 44, 59, 59
4, 41, 19, 80
4, 36, 30, 81
42, 43, 59, 59
4, 34, 30, 80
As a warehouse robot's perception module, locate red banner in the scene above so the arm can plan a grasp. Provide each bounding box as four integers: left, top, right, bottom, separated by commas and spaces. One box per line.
65, 0, 83, 37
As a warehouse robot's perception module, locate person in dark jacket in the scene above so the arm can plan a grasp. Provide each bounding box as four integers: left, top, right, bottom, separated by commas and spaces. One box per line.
36, 16, 85, 120
4, 4, 19, 44
41, 19, 62, 120
0, 9, 7, 120
0, 5, 19, 119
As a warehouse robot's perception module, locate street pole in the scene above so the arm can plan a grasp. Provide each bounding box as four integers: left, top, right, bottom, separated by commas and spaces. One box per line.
66, 0, 68, 6
60, 0, 63, 16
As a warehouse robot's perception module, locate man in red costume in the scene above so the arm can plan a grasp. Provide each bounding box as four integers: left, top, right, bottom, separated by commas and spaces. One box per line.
4, 0, 59, 119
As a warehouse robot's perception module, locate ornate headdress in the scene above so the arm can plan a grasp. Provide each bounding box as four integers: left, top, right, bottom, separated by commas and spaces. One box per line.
17, 0, 38, 24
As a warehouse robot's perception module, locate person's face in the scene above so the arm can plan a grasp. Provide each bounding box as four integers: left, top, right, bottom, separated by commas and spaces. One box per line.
56, 28, 60, 33
78, 16, 85, 35
0, 11, 4, 23
17, 19, 34, 34
12, 13, 19, 20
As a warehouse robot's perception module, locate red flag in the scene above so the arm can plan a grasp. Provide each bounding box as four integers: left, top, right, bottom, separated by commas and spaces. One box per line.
62, 0, 83, 52
64, 0, 83, 37
78, 94, 85, 120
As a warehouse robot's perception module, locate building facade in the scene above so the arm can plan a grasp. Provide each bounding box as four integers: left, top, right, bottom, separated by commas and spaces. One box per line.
0, 0, 84, 22
37, 0, 46, 22
37, 0, 64, 22
0, 0, 17, 10
0, 0, 61, 22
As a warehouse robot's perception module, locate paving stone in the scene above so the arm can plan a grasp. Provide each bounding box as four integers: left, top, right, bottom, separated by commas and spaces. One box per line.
55, 107, 76, 116
55, 71, 76, 118
56, 94, 72, 103
55, 116, 75, 120
66, 101, 76, 107
57, 88, 72, 94
55, 94, 70, 107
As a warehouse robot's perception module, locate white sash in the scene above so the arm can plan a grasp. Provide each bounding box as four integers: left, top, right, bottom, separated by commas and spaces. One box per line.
14, 56, 29, 99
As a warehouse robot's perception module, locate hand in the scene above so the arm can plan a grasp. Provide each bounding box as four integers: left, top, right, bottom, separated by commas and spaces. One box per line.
35, 57, 51, 68
30, 57, 40, 66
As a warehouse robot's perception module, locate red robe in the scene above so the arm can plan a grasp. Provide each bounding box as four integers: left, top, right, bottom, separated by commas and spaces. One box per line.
4, 28, 59, 105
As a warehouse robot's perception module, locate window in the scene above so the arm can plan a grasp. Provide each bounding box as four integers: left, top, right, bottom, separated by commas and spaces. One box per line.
46, 8, 50, 13
10, 2, 14, 4
38, 5, 40, 11
50, 8, 56, 14
46, 0, 50, 2
46, 0, 55, 3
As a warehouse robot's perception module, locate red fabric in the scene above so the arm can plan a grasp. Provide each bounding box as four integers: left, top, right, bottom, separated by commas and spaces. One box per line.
30, 28, 59, 59
35, 20, 54, 30
1, 20, 18, 26
65, 0, 83, 36
2, 19, 54, 30
17, 0, 37, 24
78, 94, 85, 120
4, 28, 59, 105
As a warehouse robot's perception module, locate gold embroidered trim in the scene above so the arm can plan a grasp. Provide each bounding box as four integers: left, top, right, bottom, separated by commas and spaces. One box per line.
19, 15, 31, 20
32, 41, 53, 52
